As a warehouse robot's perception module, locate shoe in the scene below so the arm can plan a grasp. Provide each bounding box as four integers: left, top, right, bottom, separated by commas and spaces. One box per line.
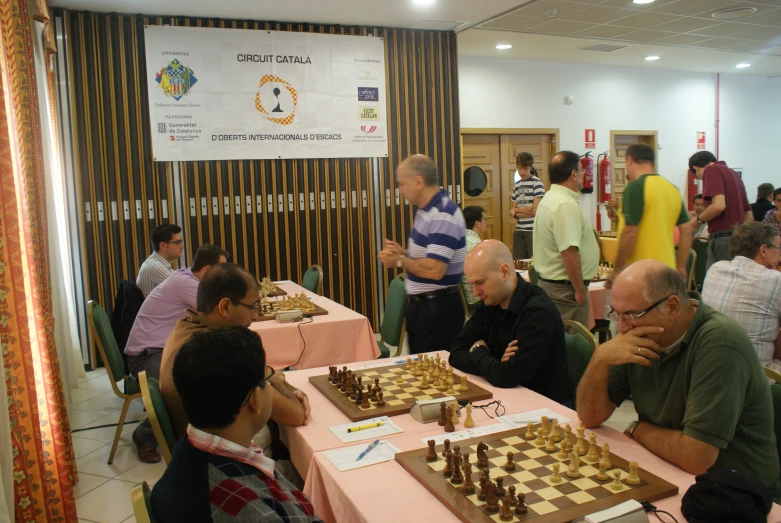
132, 426, 162, 463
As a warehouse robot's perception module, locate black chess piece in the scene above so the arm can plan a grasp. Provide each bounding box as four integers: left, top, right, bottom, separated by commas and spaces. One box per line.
272, 87, 284, 112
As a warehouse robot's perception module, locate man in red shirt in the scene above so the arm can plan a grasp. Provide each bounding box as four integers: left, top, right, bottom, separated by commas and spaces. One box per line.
688, 151, 752, 269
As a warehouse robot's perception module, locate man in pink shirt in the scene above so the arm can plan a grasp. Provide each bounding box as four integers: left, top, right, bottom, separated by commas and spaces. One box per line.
127, 243, 228, 462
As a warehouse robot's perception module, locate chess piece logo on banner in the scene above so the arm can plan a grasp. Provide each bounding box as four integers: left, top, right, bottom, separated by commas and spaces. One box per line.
255, 75, 298, 125
155, 59, 198, 101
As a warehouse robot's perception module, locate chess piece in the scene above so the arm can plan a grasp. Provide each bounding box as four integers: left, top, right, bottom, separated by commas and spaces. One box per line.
438, 403, 447, 427
611, 470, 623, 490
586, 433, 599, 463
444, 407, 456, 432
551, 462, 562, 483
426, 440, 437, 462
541, 416, 550, 436
597, 461, 609, 481
525, 422, 535, 439
452, 445, 460, 460
485, 480, 499, 513
508, 485, 517, 507
500, 495, 513, 521
477, 469, 490, 501
446, 373, 456, 395
376, 391, 385, 407
442, 439, 451, 458
558, 438, 570, 460
545, 434, 557, 452
406, 357, 411, 370
451, 400, 459, 425
459, 375, 469, 393
451, 453, 463, 485
461, 462, 475, 494
600, 443, 612, 470
567, 451, 580, 478
443, 450, 453, 478
395, 369, 404, 384
515, 492, 527, 515
551, 419, 561, 442
360, 388, 370, 408
413, 360, 422, 377
503, 452, 515, 472
476, 442, 489, 469
462, 451, 469, 465
563, 423, 573, 447
627, 461, 641, 485
464, 404, 475, 428
354, 385, 363, 406
576, 423, 587, 455
420, 371, 429, 388
535, 429, 545, 446
495, 476, 505, 498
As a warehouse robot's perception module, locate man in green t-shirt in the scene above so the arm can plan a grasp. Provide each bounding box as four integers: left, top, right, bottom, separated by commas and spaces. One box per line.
577, 259, 780, 500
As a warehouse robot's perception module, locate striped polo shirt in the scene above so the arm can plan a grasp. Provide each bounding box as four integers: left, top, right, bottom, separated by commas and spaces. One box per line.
137, 251, 174, 297
512, 174, 545, 232
406, 189, 466, 295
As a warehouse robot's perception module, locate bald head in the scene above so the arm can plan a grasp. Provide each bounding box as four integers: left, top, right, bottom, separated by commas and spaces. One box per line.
614, 259, 689, 308
399, 154, 438, 187
464, 240, 517, 308
465, 240, 514, 273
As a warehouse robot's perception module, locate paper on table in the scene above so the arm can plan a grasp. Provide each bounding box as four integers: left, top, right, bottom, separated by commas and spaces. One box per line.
324, 440, 401, 472
497, 408, 571, 429
419, 423, 508, 446
272, 280, 294, 284
329, 416, 403, 444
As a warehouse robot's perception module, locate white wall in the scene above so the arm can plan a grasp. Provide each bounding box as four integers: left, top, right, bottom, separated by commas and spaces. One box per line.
459, 55, 781, 224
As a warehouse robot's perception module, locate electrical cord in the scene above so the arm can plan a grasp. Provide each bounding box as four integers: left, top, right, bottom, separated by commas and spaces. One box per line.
289, 315, 314, 369
641, 500, 679, 523
466, 399, 505, 419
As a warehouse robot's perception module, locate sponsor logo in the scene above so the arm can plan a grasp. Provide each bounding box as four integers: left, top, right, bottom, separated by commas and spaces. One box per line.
254, 75, 298, 126
354, 58, 381, 63
361, 125, 377, 134
358, 69, 378, 81
359, 107, 379, 121
155, 59, 197, 101
157, 123, 167, 133
358, 87, 379, 102
169, 135, 176, 141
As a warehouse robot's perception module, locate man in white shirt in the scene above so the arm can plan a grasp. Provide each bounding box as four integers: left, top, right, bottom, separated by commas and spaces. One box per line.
702, 222, 781, 370
137, 223, 185, 297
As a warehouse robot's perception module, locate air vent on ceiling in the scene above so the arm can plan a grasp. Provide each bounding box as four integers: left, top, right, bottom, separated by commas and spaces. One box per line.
711, 7, 758, 19
580, 43, 628, 53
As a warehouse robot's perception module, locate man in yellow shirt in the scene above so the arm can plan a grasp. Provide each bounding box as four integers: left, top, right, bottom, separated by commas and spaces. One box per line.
607, 144, 692, 288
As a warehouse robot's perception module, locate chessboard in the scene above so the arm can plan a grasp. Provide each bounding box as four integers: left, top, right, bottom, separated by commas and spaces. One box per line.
256, 295, 329, 322
396, 419, 678, 523
309, 355, 494, 422
593, 263, 615, 282
258, 277, 288, 297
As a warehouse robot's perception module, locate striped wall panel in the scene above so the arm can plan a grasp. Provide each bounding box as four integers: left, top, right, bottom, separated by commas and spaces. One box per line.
53, 10, 460, 365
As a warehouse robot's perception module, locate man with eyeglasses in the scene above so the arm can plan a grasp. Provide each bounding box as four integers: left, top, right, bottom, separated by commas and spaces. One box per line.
159, 263, 309, 481
702, 222, 781, 371
137, 223, 185, 297
152, 326, 322, 523
577, 259, 780, 500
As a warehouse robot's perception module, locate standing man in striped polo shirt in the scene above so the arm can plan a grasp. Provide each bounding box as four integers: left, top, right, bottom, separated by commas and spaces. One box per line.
511, 152, 545, 260
379, 154, 466, 355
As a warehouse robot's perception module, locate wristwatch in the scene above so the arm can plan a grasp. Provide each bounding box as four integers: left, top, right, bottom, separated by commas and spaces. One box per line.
697, 217, 705, 224
624, 420, 639, 438
470, 342, 487, 353
396, 255, 405, 268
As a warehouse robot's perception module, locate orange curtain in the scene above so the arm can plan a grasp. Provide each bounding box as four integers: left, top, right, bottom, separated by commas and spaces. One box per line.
0, 0, 77, 520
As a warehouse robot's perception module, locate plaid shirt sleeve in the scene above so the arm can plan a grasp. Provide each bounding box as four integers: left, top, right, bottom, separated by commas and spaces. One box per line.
461, 232, 482, 304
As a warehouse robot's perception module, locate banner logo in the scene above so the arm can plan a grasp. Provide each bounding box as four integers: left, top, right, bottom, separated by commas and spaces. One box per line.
155, 59, 198, 101
358, 87, 379, 102
361, 126, 377, 134
359, 107, 379, 121
255, 75, 298, 125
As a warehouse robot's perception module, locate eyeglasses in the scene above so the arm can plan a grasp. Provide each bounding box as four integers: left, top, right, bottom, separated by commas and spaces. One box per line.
166, 240, 184, 245
607, 295, 673, 325
234, 299, 261, 314
241, 366, 275, 406
765, 244, 781, 250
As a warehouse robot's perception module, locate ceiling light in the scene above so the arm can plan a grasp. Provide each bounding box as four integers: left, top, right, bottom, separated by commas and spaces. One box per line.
633, 0, 656, 4
645, 55, 660, 61
496, 44, 513, 50
412, 0, 435, 5
736, 63, 751, 68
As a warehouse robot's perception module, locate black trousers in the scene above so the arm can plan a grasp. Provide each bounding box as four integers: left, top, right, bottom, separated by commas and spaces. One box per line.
406, 292, 464, 355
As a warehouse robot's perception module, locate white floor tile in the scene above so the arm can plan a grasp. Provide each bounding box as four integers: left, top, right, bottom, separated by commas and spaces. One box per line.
73, 472, 110, 499
75, 479, 135, 523
75, 413, 142, 444
72, 436, 110, 459
76, 441, 142, 479
71, 387, 107, 405
84, 368, 108, 381
73, 391, 131, 414
78, 377, 117, 392
69, 409, 107, 430
122, 516, 137, 523
116, 461, 166, 486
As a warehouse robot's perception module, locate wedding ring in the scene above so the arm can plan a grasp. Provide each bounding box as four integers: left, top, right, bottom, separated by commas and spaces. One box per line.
637, 348, 642, 354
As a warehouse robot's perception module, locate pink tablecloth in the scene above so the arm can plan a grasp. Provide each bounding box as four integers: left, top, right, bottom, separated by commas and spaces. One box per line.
284, 352, 781, 523
250, 282, 380, 370
519, 271, 610, 329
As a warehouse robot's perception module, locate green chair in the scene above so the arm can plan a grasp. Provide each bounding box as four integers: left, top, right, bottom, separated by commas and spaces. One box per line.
563, 320, 597, 409
529, 267, 540, 285
139, 371, 177, 464
764, 368, 781, 479
692, 239, 709, 291
377, 274, 408, 358
131, 481, 154, 523
86, 301, 142, 464
302, 264, 323, 295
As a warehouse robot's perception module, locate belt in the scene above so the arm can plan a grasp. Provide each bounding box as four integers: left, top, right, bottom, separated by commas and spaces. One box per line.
540, 278, 591, 287
711, 230, 733, 239
409, 286, 459, 302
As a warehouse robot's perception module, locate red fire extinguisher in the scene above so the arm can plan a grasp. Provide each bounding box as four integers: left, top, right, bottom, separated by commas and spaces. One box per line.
595, 152, 612, 230
580, 152, 594, 194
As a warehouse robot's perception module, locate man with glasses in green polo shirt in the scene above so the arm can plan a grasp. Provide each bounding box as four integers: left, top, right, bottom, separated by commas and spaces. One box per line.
577, 259, 780, 500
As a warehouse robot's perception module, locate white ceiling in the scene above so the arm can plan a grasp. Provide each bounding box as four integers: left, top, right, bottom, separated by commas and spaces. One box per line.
48, 0, 781, 76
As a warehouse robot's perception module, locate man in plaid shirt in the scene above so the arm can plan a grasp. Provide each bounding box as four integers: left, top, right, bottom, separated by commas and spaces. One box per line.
461, 205, 486, 309
151, 327, 322, 523
702, 222, 781, 371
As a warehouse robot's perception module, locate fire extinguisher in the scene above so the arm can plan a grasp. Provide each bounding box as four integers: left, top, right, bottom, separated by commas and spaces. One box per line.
595, 152, 612, 230
580, 152, 594, 194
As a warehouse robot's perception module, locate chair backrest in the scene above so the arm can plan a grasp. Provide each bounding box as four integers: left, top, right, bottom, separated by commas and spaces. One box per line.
767, 379, 781, 477
686, 249, 697, 291
131, 481, 154, 523
593, 229, 605, 264
692, 239, 709, 290
458, 284, 471, 320
562, 320, 596, 409
139, 371, 177, 464
529, 267, 540, 285
87, 301, 128, 384
302, 264, 323, 295
380, 275, 408, 347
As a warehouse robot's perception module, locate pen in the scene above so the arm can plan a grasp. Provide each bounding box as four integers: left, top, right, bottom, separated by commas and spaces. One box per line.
355, 439, 380, 461
347, 421, 386, 433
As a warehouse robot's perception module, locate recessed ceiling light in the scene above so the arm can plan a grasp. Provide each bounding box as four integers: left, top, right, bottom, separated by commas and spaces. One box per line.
645, 55, 660, 61
633, 0, 656, 4
736, 63, 751, 68
496, 44, 513, 50
412, 0, 435, 5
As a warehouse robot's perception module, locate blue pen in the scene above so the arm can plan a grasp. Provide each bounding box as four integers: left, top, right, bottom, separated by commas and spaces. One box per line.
356, 439, 380, 462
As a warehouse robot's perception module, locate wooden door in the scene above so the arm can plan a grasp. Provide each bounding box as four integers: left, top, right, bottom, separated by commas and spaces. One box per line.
610, 131, 658, 231
499, 135, 555, 248
461, 135, 502, 241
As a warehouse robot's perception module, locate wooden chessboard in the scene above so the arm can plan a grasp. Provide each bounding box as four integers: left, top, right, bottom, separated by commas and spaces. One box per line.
396, 425, 678, 523
267, 284, 288, 297
309, 362, 494, 422
256, 300, 329, 322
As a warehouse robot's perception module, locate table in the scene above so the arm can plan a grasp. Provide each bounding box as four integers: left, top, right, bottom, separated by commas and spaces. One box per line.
250, 282, 380, 370
519, 271, 610, 329
283, 353, 781, 523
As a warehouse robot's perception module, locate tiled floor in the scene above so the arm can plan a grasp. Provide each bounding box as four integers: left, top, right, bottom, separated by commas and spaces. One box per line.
69, 355, 636, 522
71, 367, 165, 523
